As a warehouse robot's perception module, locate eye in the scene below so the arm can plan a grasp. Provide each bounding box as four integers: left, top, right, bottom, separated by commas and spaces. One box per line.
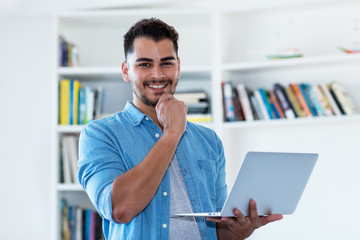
138, 63, 150, 67
162, 62, 174, 66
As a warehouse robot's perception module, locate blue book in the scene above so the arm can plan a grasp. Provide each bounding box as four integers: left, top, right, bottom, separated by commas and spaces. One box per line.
304, 83, 325, 116
299, 83, 317, 116
85, 209, 92, 240
258, 88, 274, 119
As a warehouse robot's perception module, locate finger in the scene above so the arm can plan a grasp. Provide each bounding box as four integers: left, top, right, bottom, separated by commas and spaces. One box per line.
249, 199, 259, 222
260, 214, 283, 226
233, 209, 247, 225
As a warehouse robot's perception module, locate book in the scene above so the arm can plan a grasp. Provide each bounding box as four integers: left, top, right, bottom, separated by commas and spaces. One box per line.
85, 87, 95, 124
273, 83, 296, 119
249, 93, 263, 120
253, 89, 269, 120
222, 82, 236, 121
299, 83, 317, 117
61, 136, 73, 184
311, 84, 333, 116
60, 79, 71, 125
61, 199, 70, 240
330, 82, 357, 115
285, 85, 305, 118
319, 83, 342, 115
303, 83, 325, 117
233, 86, 245, 121
290, 83, 312, 117
268, 89, 285, 118
73, 80, 81, 125
236, 84, 254, 121
258, 88, 275, 119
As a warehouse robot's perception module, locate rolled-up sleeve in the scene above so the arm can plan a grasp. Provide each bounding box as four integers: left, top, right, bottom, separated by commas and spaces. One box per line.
78, 121, 126, 222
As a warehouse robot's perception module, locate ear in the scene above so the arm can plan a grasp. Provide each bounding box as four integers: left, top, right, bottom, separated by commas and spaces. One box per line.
121, 61, 131, 83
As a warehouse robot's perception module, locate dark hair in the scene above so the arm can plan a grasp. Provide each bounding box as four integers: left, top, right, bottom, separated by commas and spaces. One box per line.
123, 18, 179, 60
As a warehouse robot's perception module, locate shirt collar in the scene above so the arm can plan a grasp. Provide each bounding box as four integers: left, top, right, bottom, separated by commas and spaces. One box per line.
123, 101, 189, 133
123, 101, 147, 126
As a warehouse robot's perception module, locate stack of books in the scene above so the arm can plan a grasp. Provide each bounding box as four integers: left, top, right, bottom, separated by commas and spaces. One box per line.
174, 90, 212, 122
222, 81, 358, 122
59, 79, 103, 125
59, 135, 79, 184
61, 199, 104, 240
59, 36, 79, 67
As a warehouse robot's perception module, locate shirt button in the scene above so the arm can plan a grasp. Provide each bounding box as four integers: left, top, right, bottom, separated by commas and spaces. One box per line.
145, 117, 149, 120
155, 133, 160, 138
162, 224, 167, 228
163, 192, 168, 196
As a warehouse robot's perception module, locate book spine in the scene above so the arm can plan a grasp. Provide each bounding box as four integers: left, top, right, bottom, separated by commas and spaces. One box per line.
268, 89, 285, 118
236, 84, 254, 121
299, 83, 317, 116
319, 83, 341, 115
330, 83, 356, 115
312, 84, 333, 116
73, 80, 80, 125
273, 83, 296, 119
70, 80, 74, 125
60, 79, 71, 125
250, 93, 263, 120
253, 90, 269, 120
222, 82, 236, 121
304, 83, 325, 116
290, 83, 312, 117
285, 85, 305, 118
258, 88, 274, 119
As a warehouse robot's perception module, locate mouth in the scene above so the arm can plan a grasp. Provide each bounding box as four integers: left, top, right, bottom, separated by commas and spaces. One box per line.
147, 84, 167, 89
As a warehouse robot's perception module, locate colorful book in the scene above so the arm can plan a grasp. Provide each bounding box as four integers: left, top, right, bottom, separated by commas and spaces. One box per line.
303, 83, 324, 117
299, 83, 317, 116
273, 83, 296, 119
290, 83, 312, 117
258, 88, 275, 119
253, 89, 269, 120
236, 84, 254, 121
233, 87, 245, 121
285, 85, 305, 118
311, 84, 333, 116
268, 89, 285, 118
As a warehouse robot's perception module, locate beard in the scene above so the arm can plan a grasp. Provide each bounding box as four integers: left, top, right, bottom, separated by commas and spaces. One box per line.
131, 79, 177, 107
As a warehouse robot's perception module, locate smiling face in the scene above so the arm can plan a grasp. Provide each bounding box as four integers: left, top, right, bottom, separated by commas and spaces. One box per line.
122, 37, 180, 110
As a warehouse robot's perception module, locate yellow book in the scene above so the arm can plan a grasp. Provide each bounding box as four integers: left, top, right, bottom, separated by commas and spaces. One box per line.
72, 80, 81, 125
285, 85, 305, 118
60, 79, 70, 125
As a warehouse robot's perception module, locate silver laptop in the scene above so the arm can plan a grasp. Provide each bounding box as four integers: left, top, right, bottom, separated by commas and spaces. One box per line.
173, 151, 318, 217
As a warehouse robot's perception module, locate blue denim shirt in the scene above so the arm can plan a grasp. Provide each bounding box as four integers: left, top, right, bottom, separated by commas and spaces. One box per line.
78, 102, 228, 240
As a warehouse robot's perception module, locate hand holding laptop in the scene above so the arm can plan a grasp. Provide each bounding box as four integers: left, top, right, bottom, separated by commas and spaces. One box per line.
206, 199, 283, 240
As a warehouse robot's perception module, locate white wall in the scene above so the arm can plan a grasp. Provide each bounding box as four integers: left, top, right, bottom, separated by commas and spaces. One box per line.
0, 16, 53, 239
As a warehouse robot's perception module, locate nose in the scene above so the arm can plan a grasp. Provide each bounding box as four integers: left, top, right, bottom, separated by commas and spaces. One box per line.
150, 66, 165, 80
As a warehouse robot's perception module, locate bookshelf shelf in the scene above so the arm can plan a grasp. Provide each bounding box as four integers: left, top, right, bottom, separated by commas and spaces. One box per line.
222, 114, 360, 129
221, 54, 360, 72
57, 183, 83, 191
57, 125, 83, 133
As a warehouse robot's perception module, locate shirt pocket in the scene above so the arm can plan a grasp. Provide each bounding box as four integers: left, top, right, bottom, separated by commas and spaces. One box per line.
198, 159, 217, 202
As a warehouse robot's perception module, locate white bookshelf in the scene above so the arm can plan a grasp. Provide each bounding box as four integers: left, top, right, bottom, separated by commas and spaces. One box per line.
53, 1, 360, 239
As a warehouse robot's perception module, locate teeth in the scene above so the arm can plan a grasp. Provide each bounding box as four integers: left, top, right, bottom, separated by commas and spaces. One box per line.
148, 84, 166, 89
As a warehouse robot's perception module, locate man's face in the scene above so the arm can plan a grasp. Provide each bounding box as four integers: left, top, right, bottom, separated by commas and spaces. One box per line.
122, 37, 180, 107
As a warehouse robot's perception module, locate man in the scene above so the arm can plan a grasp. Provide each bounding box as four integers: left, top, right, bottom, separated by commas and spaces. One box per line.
78, 18, 282, 240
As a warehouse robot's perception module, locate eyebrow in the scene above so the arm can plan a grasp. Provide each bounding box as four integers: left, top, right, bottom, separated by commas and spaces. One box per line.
135, 56, 176, 62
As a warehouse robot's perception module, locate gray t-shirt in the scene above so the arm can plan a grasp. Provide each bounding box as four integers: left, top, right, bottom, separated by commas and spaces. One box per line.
169, 155, 202, 240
